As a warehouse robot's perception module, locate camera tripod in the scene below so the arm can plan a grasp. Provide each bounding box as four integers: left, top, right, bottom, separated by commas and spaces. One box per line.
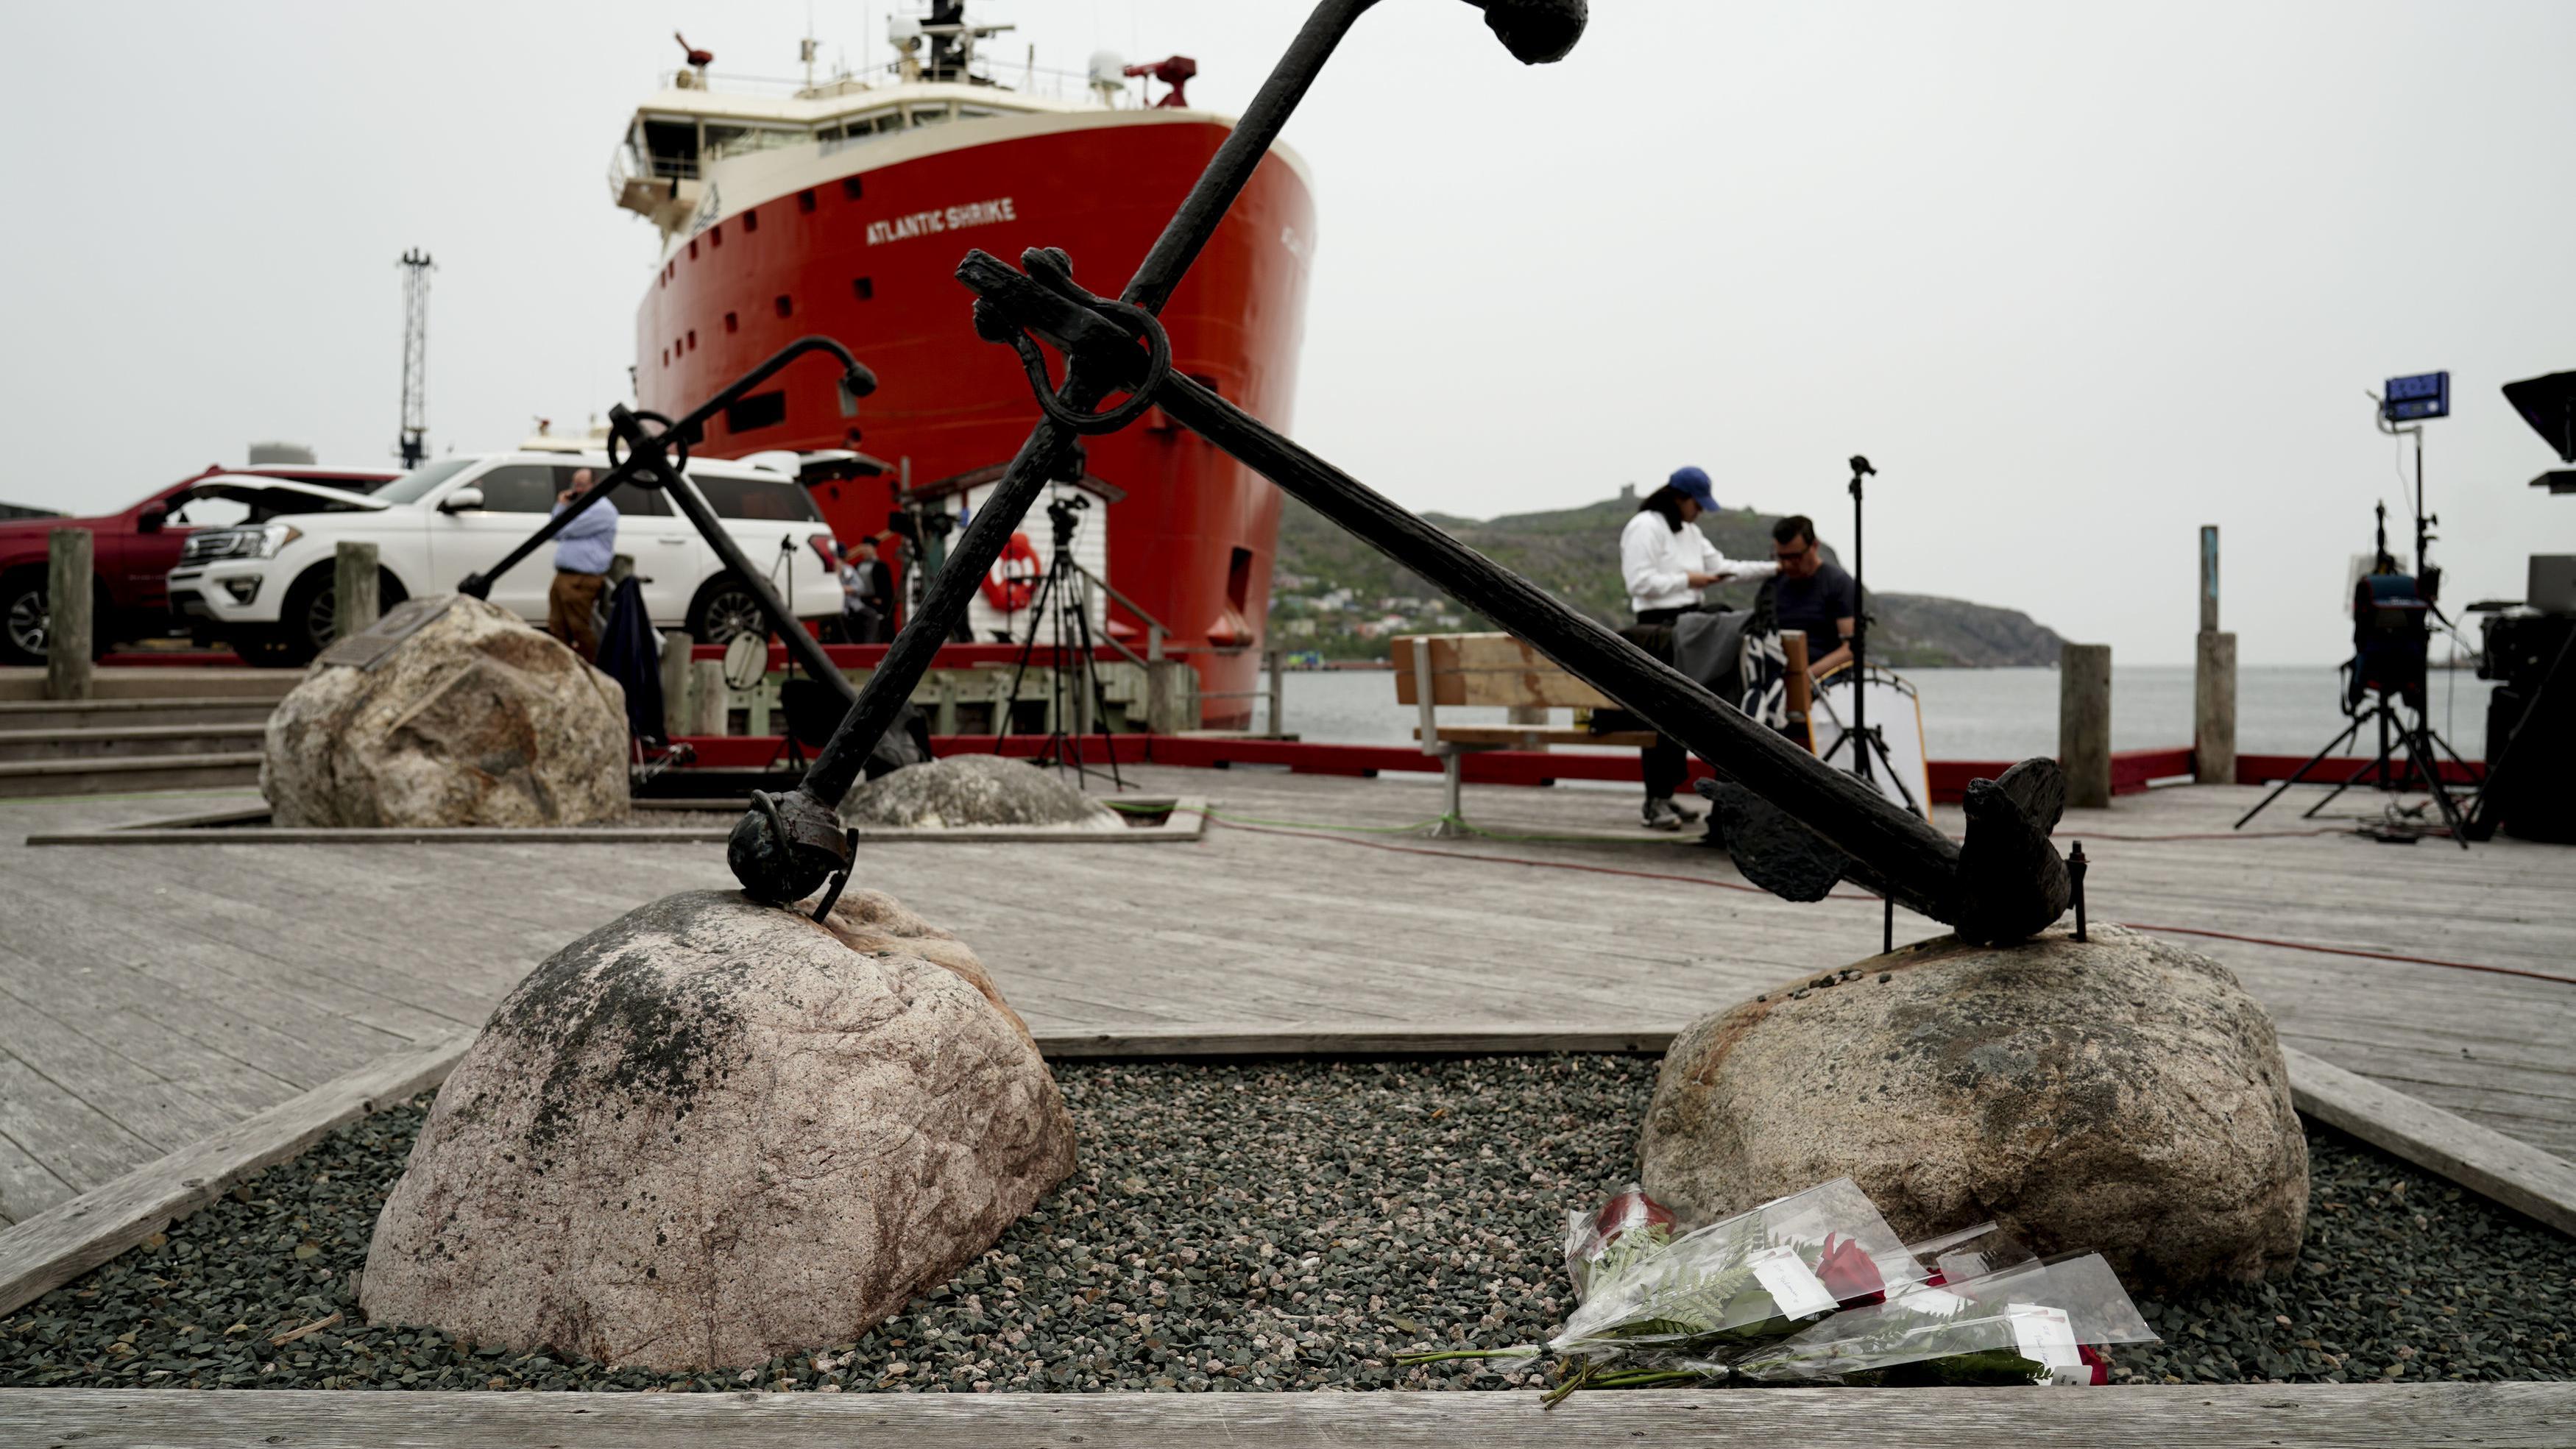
1808, 454, 1922, 952
1814, 456, 1922, 816
2237, 504, 2472, 846
2234, 681, 2473, 845
995, 492, 1123, 788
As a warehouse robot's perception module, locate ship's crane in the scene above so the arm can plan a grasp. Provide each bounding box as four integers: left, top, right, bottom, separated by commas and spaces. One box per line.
396, 249, 434, 468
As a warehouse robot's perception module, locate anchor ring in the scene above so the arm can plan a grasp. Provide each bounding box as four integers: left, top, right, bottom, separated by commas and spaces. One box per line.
1001, 300, 1174, 436
606, 409, 689, 480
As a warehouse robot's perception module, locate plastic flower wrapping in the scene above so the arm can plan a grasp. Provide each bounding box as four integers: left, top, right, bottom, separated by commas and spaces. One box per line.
1551, 1177, 1923, 1361
1397, 1182, 2157, 1400
1721, 1251, 2157, 1386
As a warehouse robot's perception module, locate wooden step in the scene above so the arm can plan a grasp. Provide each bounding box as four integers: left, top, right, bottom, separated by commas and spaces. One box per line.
0, 697, 278, 732
0, 751, 261, 798
0, 723, 269, 763
0, 667, 299, 704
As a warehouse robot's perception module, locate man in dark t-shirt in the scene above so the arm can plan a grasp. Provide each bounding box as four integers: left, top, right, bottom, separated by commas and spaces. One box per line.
1769, 514, 1855, 687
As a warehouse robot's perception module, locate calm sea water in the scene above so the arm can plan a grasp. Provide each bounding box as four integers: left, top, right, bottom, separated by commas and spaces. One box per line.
1275, 665, 2492, 762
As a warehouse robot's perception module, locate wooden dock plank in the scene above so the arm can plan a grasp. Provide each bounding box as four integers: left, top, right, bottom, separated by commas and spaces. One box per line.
0, 999, 242, 1153
0, 1055, 158, 1197
2287, 1047, 2576, 1237
0, 1033, 467, 1317
0, 1123, 74, 1227
1, 771, 2570, 1192
1, 998, 298, 1125
0, 1382, 2566, 1448
0, 932, 396, 1094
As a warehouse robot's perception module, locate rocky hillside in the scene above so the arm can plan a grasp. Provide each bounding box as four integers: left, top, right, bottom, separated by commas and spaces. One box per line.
1270, 492, 2065, 667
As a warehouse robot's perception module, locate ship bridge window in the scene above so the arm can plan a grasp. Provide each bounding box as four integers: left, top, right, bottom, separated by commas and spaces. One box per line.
955, 104, 1011, 122
640, 118, 698, 180
704, 122, 810, 163
907, 102, 955, 127
819, 109, 902, 155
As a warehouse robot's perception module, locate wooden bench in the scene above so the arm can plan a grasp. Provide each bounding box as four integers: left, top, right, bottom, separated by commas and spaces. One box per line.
1393, 633, 1655, 835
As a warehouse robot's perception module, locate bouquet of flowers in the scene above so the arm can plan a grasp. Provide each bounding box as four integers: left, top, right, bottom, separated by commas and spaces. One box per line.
1716, 1252, 2156, 1387
1402, 1179, 1925, 1401
1549, 1177, 1922, 1365
1397, 1184, 2155, 1401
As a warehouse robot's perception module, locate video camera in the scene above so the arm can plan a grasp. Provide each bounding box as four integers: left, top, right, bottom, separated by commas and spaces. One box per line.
2466, 370, 2576, 843
1046, 491, 1090, 548
2351, 503, 2432, 709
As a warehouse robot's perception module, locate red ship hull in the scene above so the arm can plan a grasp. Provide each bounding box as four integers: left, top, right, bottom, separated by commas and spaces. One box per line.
636, 113, 1314, 725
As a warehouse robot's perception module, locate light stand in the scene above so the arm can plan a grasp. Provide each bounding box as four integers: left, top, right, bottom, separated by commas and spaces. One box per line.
994, 491, 1123, 789
1809, 454, 1919, 950
2235, 449, 2476, 846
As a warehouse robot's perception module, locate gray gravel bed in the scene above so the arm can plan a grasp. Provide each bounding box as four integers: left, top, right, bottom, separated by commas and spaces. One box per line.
1, 1057, 2568, 1393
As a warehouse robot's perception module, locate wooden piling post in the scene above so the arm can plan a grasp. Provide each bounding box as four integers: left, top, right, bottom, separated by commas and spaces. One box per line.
1144, 625, 1186, 736
2194, 525, 2237, 784
690, 658, 729, 736
333, 542, 380, 641
659, 631, 694, 740
2059, 642, 2112, 809
44, 529, 92, 701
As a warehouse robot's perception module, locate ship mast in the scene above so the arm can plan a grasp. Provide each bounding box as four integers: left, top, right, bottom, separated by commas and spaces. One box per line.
888, 1, 1013, 85
396, 249, 434, 468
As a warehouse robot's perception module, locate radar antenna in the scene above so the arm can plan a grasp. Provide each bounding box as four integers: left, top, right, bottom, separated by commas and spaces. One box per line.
396, 249, 434, 468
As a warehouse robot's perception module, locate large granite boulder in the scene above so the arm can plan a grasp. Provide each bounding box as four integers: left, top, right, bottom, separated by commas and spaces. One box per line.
262, 595, 628, 827
1639, 925, 2306, 1289
841, 752, 1121, 830
361, 887, 1075, 1372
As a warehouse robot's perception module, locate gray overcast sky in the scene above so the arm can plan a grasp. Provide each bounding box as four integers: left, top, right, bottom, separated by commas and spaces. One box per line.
5, 1, 2569, 663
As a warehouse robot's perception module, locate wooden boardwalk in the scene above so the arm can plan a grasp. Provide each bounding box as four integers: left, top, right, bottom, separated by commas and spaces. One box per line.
6, 1381, 2571, 1448
1, 767, 2571, 1225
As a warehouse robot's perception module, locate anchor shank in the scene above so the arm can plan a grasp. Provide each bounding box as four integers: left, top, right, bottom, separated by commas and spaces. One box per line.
794, 421, 1081, 809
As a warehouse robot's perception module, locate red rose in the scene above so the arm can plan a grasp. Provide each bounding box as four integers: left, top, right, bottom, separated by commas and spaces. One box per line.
2078, 1343, 2112, 1386
1591, 1187, 1677, 1247
1815, 1233, 1886, 1306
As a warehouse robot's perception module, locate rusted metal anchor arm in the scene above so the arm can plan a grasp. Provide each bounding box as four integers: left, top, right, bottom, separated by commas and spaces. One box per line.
458, 336, 876, 602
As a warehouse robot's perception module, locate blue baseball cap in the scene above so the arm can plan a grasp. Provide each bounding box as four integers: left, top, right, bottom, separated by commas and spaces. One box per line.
1667, 466, 1718, 511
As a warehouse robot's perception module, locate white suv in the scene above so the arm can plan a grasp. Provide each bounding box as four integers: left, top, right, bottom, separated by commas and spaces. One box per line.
168, 452, 843, 665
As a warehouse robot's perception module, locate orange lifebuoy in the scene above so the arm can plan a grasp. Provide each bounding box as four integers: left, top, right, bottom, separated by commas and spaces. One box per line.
983, 531, 1041, 613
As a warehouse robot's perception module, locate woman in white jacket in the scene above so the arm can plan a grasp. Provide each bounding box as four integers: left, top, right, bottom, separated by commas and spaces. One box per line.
1618, 466, 1775, 829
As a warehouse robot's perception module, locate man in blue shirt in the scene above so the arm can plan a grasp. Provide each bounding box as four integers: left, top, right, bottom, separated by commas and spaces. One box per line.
546, 467, 619, 662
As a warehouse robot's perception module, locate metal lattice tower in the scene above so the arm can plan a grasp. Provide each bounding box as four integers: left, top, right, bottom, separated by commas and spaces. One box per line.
397, 249, 434, 467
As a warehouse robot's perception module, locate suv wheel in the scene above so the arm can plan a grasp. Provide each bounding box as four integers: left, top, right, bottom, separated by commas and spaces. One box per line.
257, 567, 409, 668
1, 573, 43, 666
687, 574, 767, 645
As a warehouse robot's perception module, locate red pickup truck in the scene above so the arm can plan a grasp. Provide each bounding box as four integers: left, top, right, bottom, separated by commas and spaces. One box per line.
0, 464, 397, 665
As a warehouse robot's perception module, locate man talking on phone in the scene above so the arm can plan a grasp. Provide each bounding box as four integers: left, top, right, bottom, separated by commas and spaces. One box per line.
546, 467, 619, 663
